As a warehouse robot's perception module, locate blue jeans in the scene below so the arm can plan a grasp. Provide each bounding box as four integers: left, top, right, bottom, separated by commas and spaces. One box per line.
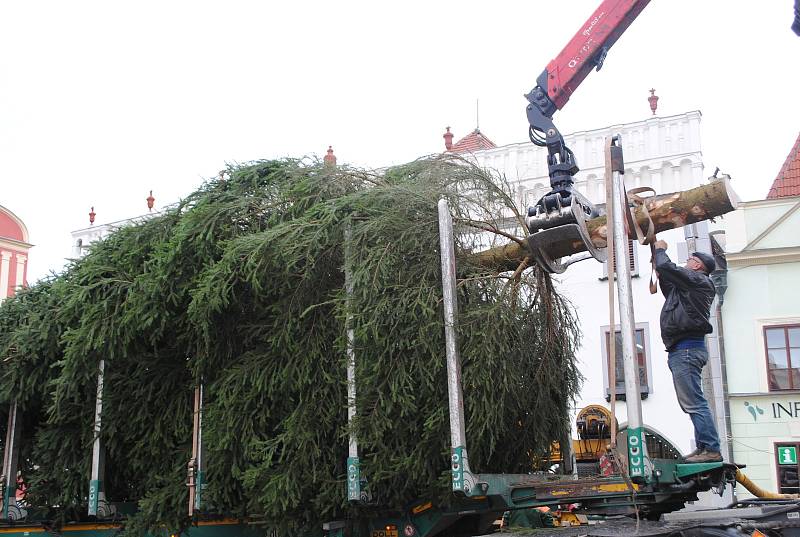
667, 347, 720, 453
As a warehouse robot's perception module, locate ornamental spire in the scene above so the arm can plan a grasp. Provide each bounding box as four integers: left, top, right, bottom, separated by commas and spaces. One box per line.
648, 88, 659, 116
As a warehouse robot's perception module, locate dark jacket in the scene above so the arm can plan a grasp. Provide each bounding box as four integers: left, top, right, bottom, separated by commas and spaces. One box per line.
655, 248, 716, 351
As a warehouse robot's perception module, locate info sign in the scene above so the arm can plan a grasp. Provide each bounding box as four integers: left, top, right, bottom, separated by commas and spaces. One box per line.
778, 445, 797, 465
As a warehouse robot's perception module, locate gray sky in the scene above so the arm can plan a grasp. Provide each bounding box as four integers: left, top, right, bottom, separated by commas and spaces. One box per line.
3, 1, 799, 283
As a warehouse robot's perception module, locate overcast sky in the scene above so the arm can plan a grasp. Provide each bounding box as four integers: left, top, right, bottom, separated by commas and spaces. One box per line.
3, 1, 799, 283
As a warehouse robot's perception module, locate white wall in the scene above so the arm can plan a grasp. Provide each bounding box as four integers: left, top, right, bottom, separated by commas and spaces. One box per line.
471, 111, 704, 212
728, 392, 800, 495
723, 199, 800, 394
724, 265, 800, 395
70, 212, 160, 259
721, 198, 800, 495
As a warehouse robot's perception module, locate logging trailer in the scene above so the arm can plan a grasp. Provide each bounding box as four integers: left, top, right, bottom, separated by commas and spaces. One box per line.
328, 1, 800, 533
1, 1, 798, 536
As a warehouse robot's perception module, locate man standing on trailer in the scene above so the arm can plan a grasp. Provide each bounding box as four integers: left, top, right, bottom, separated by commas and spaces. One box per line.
653, 240, 722, 463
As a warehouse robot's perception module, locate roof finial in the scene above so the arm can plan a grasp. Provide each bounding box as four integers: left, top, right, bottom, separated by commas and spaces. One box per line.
476, 98, 480, 132
146, 190, 155, 212
648, 88, 659, 116
89, 206, 96, 225
443, 127, 454, 151
324, 146, 337, 167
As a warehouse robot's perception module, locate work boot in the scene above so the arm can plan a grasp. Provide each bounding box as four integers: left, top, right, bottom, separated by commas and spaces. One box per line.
682, 447, 703, 461
684, 449, 723, 463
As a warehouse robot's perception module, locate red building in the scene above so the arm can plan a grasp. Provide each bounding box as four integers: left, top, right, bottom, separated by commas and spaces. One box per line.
0, 205, 31, 303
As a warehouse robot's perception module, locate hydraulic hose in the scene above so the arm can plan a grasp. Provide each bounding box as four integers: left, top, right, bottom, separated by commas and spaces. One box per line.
736, 469, 799, 499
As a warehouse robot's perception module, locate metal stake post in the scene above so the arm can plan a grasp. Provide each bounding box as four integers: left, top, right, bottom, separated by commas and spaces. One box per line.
344, 223, 363, 502
188, 382, 205, 516
608, 137, 648, 481
88, 360, 107, 516
438, 199, 475, 494
1, 400, 21, 519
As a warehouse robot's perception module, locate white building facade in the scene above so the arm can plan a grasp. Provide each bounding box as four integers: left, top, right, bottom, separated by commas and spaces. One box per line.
460, 112, 730, 505
720, 194, 800, 496
71, 213, 159, 259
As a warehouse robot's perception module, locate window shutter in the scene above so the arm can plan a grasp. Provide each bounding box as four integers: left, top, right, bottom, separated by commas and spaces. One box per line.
601, 240, 638, 279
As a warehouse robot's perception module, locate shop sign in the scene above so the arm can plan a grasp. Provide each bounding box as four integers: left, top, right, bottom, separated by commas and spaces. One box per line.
741, 400, 800, 421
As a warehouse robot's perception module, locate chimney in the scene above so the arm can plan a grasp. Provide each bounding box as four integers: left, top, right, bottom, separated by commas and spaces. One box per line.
89, 206, 96, 225
648, 88, 659, 116
147, 190, 155, 212
324, 146, 337, 167
443, 127, 454, 151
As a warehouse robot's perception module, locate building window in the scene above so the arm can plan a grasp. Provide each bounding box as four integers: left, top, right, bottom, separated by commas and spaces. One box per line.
601, 323, 651, 401
600, 240, 639, 279
775, 442, 800, 495
764, 325, 800, 391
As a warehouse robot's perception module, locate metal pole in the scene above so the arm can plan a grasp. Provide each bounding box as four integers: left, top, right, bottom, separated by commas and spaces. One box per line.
88, 360, 106, 516
1, 400, 21, 519
609, 137, 648, 481
188, 381, 205, 516
187, 387, 197, 516
344, 223, 363, 502
604, 136, 619, 448
438, 199, 473, 493
195, 383, 205, 512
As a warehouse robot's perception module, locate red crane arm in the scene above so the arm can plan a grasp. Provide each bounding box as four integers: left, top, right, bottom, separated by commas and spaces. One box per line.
544, 0, 651, 111
524, 0, 651, 236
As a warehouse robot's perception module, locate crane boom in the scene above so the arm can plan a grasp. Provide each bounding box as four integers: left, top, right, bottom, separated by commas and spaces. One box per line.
525, 0, 651, 272
540, 0, 650, 113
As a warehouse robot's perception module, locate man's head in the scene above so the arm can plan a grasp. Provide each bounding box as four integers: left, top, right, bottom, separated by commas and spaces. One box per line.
687, 251, 716, 274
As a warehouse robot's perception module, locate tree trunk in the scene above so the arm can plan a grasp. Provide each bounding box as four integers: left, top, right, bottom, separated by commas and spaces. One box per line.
474, 178, 739, 272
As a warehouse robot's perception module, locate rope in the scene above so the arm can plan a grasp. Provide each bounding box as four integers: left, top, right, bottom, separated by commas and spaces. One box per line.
623, 186, 659, 294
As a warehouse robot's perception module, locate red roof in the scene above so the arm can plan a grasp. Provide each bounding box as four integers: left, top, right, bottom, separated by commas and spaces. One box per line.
448, 129, 496, 154
767, 132, 800, 199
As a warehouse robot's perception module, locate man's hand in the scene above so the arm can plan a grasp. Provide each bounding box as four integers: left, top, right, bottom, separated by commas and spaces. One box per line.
654, 239, 668, 250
